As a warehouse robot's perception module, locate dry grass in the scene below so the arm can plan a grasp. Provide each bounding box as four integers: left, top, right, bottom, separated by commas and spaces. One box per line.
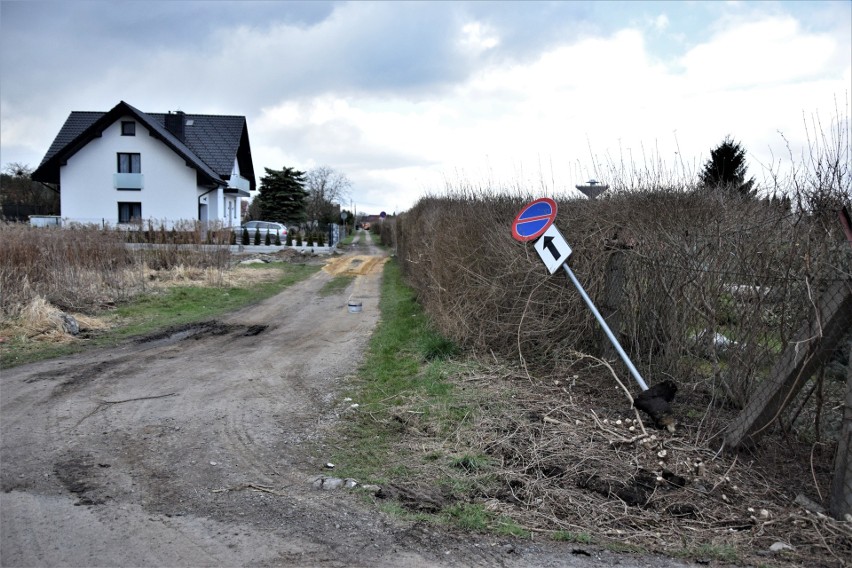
377, 357, 851, 565
0, 228, 317, 352
0, 221, 236, 322
0, 263, 293, 345
144, 264, 284, 288
0, 296, 112, 343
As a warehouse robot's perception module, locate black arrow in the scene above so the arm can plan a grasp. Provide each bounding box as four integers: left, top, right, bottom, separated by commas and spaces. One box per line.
542, 235, 560, 260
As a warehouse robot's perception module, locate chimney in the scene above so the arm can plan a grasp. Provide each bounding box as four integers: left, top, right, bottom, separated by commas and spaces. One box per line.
164, 110, 186, 142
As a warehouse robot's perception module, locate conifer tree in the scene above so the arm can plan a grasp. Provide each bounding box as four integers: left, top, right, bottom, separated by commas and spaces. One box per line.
256, 166, 309, 224
700, 136, 756, 198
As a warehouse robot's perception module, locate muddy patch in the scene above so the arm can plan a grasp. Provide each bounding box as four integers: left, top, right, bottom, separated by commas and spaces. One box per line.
242, 324, 268, 337
54, 454, 111, 506
134, 321, 270, 346
25, 359, 122, 388
136, 321, 234, 343
35, 359, 126, 399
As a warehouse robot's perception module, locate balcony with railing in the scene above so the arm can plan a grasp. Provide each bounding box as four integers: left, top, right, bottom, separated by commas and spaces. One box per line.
114, 173, 144, 190
227, 174, 251, 196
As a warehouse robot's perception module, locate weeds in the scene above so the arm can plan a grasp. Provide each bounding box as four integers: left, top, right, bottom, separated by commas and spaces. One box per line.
319, 274, 355, 297
673, 543, 739, 563
442, 503, 490, 530
333, 265, 842, 560
449, 454, 490, 473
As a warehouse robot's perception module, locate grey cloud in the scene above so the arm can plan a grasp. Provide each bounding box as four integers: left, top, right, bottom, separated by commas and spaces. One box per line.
2, 1, 592, 115
0, 1, 339, 113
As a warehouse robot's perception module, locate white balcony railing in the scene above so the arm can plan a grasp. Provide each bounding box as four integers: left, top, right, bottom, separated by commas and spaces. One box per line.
114, 173, 144, 190
228, 174, 251, 193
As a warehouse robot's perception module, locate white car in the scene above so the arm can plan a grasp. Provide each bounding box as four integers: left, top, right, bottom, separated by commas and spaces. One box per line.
240, 220, 288, 240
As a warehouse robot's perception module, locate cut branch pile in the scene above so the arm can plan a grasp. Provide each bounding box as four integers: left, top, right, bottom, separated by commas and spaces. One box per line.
370, 358, 851, 566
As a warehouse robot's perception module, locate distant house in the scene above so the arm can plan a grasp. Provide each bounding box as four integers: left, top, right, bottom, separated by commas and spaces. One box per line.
31, 100, 255, 228
359, 214, 384, 230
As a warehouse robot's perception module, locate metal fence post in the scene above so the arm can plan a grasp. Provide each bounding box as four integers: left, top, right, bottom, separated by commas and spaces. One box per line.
601, 242, 627, 360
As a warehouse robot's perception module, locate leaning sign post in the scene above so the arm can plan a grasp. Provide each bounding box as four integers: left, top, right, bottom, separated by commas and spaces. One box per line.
512, 198, 649, 392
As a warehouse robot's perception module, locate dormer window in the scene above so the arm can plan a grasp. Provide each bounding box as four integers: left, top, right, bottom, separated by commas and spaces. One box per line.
121, 121, 136, 136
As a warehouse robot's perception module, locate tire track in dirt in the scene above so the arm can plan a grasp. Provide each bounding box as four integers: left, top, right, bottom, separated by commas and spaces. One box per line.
2, 235, 396, 567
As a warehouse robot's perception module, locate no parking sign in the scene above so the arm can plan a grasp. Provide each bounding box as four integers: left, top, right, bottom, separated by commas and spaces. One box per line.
511, 198, 571, 274
511, 197, 558, 242
512, 198, 649, 391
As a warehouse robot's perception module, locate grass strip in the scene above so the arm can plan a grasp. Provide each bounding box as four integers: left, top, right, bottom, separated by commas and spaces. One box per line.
331, 260, 524, 534
332, 259, 449, 480
319, 274, 355, 297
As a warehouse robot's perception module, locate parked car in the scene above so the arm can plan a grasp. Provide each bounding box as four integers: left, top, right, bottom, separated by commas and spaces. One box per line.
239, 220, 288, 241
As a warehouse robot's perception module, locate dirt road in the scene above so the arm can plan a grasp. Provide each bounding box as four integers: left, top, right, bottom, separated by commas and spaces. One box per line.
1, 231, 693, 567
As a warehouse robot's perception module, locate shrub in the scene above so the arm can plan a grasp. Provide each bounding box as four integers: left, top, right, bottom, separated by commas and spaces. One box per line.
253, 228, 261, 246
264, 231, 271, 246
242, 227, 249, 245
286, 232, 293, 246
396, 173, 849, 428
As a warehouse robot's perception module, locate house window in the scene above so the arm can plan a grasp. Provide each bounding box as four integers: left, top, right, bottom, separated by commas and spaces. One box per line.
118, 202, 142, 224
117, 153, 141, 173
121, 121, 136, 136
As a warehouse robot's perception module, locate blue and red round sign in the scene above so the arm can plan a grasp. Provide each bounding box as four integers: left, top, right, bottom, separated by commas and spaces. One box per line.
511, 198, 558, 242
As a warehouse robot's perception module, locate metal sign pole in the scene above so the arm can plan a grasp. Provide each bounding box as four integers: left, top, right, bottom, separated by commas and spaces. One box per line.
561, 262, 649, 392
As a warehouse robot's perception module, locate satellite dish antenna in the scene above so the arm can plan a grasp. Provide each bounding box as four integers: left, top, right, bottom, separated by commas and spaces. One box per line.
575, 179, 609, 200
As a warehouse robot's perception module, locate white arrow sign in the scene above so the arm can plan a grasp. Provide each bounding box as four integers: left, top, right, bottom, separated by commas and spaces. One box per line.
533, 225, 572, 274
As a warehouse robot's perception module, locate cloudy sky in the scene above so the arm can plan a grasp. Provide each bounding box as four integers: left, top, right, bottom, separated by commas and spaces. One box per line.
1, 1, 849, 214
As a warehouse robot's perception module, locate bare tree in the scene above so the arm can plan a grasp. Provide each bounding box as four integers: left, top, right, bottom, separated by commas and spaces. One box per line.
4, 162, 34, 178
1, 162, 60, 219
304, 166, 351, 226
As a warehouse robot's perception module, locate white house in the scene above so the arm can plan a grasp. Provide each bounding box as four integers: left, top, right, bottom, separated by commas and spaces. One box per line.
32, 100, 255, 228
